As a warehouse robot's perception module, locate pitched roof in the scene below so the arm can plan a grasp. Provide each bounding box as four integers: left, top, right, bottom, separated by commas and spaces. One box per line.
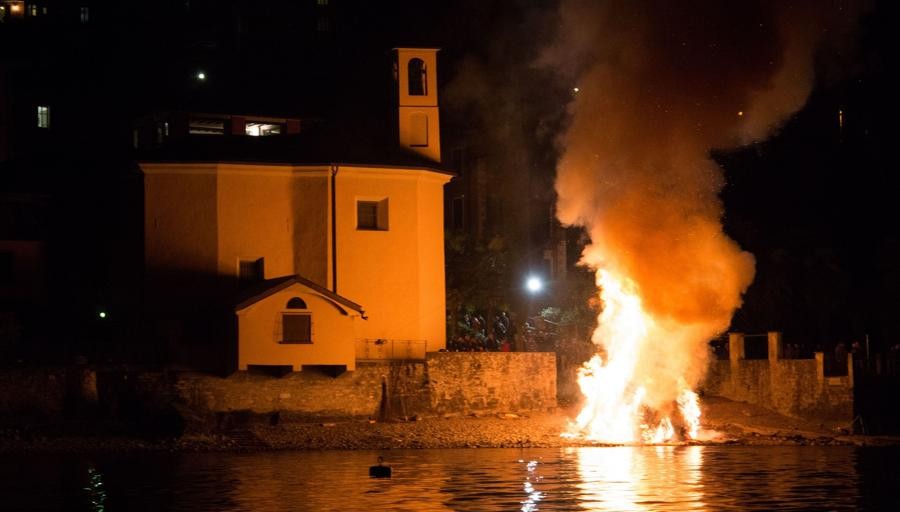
235, 274, 366, 318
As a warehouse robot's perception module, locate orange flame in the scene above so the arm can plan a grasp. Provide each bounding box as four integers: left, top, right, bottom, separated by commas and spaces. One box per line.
566, 269, 703, 444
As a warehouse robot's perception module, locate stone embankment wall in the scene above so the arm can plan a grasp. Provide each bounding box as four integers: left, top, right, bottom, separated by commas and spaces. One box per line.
426, 352, 557, 416
702, 332, 853, 424
0, 353, 557, 426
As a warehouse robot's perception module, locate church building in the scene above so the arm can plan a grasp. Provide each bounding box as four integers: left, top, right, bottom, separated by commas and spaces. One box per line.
138, 48, 451, 374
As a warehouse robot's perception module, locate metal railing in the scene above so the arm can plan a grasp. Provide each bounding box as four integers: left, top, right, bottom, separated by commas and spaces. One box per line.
355, 339, 428, 361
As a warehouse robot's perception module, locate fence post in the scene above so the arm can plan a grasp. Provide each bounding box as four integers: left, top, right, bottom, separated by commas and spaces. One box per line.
728, 332, 745, 365
815, 352, 824, 389
767, 331, 783, 362
846, 352, 854, 389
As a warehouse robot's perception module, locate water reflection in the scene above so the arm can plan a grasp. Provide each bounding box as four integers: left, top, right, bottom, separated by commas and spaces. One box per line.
520, 459, 544, 512
572, 446, 705, 511
0, 446, 891, 510
83, 465, 107, 512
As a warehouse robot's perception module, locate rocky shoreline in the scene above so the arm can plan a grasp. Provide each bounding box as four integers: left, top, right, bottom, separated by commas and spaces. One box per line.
3, 403, 898, 454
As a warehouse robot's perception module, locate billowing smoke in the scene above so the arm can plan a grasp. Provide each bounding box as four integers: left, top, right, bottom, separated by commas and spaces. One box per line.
545, 0, 864, 416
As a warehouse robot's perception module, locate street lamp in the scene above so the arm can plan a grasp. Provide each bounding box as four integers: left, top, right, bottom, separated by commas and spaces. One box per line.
525, 275, 543, 294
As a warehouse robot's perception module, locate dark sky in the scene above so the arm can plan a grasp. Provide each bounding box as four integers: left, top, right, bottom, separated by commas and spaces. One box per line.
2, 0, 895, 350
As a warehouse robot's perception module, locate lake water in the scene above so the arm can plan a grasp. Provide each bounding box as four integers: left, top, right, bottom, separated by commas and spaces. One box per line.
2, 446, 898, 511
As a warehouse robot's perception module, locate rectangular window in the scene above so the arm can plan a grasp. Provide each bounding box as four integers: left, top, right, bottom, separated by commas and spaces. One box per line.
188, 117, 225, 135
245, 122, 282, 136
80, 6, 89, 23
282, 314, 312, 343
238, 258, 264, 282
36, 105, 49, 128
357, 198, 389, 231
409, 112, 428, 146
29, 4, 36, 16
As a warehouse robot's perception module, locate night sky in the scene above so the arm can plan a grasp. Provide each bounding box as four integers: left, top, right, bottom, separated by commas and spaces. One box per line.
0, 0, 895, 358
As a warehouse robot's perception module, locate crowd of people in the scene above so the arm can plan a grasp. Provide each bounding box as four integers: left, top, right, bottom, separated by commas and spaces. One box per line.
447, 311, 514, 352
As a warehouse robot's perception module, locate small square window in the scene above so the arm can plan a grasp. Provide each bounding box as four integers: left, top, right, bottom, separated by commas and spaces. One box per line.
357, 199, 389, 231
282, 314, 311, 343
238, 258, 264, 282
37, 105, 50, 128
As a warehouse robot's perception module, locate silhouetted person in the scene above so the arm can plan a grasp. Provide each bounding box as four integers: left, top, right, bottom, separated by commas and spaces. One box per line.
369, 456, 391, 478
835, 342, 848, 375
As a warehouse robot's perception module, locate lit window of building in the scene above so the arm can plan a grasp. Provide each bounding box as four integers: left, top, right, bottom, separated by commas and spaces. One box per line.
80, 6, 89, 23
29, 4, 37, 16
245, 122, 282, 136
37, 105, 50, 128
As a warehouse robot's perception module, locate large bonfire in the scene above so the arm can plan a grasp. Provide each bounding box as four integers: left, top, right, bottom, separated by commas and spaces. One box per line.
546, 0, 858, 443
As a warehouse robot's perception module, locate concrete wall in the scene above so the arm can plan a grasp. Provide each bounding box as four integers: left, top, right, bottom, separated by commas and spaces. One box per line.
702, 332, 853, 424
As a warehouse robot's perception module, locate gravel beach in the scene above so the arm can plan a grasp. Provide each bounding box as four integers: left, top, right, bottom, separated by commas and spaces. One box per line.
3, 396, 898, 454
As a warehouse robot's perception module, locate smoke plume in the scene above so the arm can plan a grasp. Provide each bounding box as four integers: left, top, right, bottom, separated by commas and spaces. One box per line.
545, 0, 864, 407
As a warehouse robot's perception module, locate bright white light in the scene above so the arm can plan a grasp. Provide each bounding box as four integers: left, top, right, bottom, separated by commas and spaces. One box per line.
98, 311, 107, 319
197, 71, 206, 81
573, 87, 580, 93
526, 276, 543, 293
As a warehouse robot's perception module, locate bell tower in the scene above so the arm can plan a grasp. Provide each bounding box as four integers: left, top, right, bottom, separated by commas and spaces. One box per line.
393, 48, 441, 163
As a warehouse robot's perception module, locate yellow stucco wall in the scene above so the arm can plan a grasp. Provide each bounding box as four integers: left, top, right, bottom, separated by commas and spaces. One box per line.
335, 166, 450, 351
141, 162, 450, 364
215, 167, 330, 286
237, 284, 359, 371
144, 169, 218, 276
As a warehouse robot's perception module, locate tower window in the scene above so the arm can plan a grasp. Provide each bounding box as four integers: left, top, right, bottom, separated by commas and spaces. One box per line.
409, 112, 428, 146
408, 58, 427, 96
36, 106, 50, 128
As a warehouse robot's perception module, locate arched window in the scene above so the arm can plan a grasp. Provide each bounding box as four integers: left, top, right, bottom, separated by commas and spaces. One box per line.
408, 58, 427, 96
281, 297, 311, 344
286, 297, 307, 309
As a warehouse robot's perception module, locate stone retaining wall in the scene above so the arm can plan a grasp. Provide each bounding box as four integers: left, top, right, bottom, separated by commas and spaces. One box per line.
702, 332, 854, 425
426, 352, 557, 415
0, 353, 557, 426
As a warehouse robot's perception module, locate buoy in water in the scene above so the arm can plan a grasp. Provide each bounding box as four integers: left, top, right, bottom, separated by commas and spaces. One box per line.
369, 456, 392, 478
